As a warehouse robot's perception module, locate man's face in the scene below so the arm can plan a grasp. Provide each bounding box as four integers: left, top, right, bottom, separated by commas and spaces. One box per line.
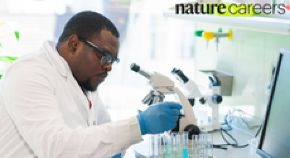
69, 29, 119, 91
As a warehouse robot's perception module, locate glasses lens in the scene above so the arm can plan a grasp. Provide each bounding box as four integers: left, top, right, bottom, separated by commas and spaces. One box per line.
101, 55, 113, 66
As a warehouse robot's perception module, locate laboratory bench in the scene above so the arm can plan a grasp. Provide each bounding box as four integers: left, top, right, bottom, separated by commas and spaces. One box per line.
131, 129, 260, 158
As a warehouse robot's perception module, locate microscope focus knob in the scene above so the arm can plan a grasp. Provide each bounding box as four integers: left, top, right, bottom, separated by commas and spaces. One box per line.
199, 97, 206, 104
212, 95, 222, 104
184, 124, 200, 140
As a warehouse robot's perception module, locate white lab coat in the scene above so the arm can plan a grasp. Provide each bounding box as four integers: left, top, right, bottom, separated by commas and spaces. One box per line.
0, 41, 142, 158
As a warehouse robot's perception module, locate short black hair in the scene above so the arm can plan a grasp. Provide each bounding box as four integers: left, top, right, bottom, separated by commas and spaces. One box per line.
58, 11, 119, 43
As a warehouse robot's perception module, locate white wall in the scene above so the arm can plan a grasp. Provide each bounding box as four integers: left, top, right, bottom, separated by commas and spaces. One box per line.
0, 14, 56, 56
194, 22, 290, 120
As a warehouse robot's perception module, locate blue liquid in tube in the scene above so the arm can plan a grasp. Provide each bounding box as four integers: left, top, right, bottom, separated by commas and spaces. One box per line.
183, 149, 188, 158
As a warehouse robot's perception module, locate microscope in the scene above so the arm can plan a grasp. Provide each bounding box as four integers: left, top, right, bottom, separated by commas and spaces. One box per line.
130, 63, 200, 135
171, 68, 202, 107
172, 68, 223, 131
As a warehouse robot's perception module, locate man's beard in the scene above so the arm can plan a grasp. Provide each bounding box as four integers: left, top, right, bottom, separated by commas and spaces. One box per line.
81, 78, 99, 92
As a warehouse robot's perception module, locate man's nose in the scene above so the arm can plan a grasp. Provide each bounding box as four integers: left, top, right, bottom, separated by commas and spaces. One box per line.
102, 63, 112, 71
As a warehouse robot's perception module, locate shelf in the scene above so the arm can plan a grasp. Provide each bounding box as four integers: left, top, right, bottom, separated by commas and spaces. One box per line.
163, 10, 290, 35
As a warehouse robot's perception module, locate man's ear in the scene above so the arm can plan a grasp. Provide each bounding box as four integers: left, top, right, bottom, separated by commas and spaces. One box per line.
67, 35, 80, 54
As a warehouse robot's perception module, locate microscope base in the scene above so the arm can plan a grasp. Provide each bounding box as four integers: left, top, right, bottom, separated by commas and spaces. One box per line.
198, 122, 222, 132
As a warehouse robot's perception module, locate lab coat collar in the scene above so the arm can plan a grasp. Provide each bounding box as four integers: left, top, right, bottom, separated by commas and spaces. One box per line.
43, 41, 92, 120
43, 40, 70, 78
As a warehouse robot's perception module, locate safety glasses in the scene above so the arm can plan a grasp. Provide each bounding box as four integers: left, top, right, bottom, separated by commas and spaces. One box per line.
77, 35, 120, 66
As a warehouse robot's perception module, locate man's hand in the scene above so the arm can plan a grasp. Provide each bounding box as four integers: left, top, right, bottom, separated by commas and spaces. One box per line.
137, 102, 182, 135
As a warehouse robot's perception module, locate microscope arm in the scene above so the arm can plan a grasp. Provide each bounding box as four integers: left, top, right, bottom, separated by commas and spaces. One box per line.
154, 86, 198, 132
173, 87, 198, 131
201, 95, 221, 130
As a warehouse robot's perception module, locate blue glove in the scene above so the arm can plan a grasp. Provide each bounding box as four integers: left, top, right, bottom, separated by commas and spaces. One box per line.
112, 153, 121, 158
137, 101, 182, 135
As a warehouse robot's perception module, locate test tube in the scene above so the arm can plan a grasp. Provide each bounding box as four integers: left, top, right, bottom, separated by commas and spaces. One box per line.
199, 134, 208, 158
149, 135, 155, 158
176, 132, 183, 157
164, 133, 171, 158
170, 133, 176, 158
154, 134, 162, 157
199, 134, 205, 158
201, 131, 208, 158
192, 135, 199, 158
206, 133, 213, 158
182, 131, 189, 158
188, 136, 193, 158
159, 134, 165, 158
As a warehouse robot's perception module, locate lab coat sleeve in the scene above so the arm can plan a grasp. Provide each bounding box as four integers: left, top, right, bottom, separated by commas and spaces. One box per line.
93, 91, 141, 145
92, 91, 141, 157
2, 65, 142, 158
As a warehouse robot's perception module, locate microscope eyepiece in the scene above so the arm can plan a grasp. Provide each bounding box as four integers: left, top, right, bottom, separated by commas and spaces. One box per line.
130, 63, 140, 72
171, 68, 189, 83
130, 63, 151, 79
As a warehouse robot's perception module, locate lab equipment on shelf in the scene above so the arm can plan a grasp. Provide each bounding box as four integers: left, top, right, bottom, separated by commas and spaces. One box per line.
194, 29, 232, 51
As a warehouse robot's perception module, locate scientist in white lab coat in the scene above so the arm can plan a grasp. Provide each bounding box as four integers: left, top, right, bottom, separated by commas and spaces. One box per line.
0, 11, 182, 158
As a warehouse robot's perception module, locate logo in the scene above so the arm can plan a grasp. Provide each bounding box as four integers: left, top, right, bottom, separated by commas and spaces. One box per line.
175, 3, 286, 16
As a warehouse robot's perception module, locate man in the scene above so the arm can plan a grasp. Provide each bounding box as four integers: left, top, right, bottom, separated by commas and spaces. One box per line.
0, 11, 181, 158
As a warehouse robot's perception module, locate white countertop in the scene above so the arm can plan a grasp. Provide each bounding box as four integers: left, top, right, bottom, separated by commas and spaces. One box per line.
133, 129, 261, 158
